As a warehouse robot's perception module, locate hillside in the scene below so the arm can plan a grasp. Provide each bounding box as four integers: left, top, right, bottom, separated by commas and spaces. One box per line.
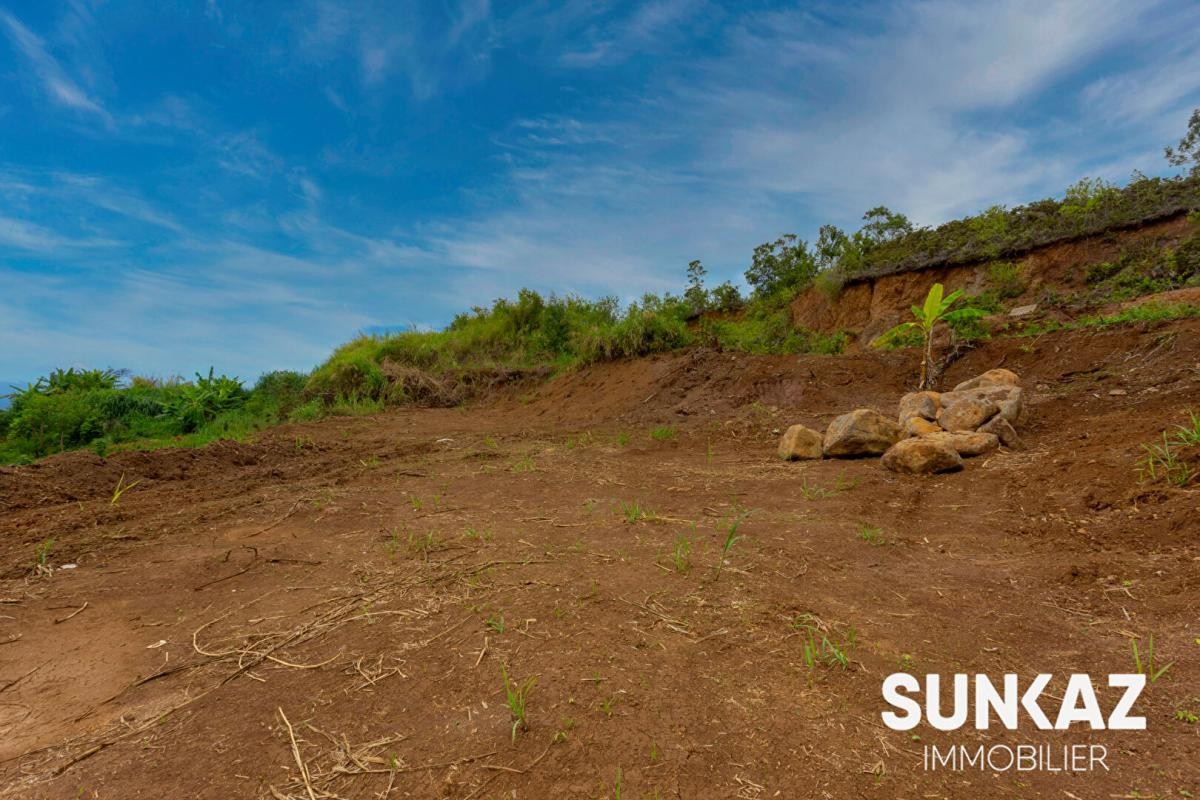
1, 316, 1198, 798
2, 167, 1200, 800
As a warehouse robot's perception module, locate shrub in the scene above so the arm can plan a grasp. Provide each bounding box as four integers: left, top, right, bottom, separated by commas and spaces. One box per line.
252, 370, 307, 414
160, 369, 246, 432
745, 235, 820, 300
986, 261, 1026, 300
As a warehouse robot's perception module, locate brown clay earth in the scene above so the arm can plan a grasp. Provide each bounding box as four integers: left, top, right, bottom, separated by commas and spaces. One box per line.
1, 323, 1198, 799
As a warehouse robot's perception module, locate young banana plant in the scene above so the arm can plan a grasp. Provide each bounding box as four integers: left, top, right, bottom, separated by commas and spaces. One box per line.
883, 283, 963, 389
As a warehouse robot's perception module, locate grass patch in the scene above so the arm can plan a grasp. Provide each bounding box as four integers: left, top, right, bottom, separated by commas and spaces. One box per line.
1131, 635, 1173, 683
501, 664, 535, 743
857, 523, 886, 546
670, 535, 692, 574
1020, 302, 1200, 337
649, 425, 676, 442
1136, 410, 1200, 487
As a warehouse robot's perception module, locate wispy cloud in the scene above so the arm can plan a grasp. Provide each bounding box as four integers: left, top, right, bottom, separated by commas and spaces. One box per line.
560, 0, 708, 67
294, 0, 497, 100
395, 0, 1196, 304
0, 9, 112, 124
0, 214, 119, 253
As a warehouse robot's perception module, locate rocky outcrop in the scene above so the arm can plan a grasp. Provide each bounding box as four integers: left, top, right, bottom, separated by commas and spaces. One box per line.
823, 410, 904, 457
777, 425, 824, 460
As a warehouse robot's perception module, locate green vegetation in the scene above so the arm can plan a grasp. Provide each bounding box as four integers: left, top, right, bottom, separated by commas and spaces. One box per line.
835, 172, 1200, 280
619, 501, 645, 524
501, 664, 535, 743
34, 537, 54, 575
0, 367, 307, 464
1165, 109, 1200, 176
1084, 230, 1200, 301
1131, 635, 1173, 683
1020, 302, 1200, 338
301, 281, 848, 411
671, 535, 692, 574
714, 508, 747, 578
794, 615, 856, 671
874, 283, 972, 388
1136, 410, 1200, 487
649, 425, 675, 442
856, 524, 886, 546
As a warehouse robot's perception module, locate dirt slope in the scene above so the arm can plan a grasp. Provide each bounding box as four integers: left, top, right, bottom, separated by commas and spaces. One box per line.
1, 321, 1198, 799
791, 213, 1197, 344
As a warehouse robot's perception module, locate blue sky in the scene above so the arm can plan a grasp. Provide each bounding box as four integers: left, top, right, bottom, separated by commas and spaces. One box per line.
2, 0, 1199, 387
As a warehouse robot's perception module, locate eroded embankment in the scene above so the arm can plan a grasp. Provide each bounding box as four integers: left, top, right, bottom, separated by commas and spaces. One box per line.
791, 213, 1197, 343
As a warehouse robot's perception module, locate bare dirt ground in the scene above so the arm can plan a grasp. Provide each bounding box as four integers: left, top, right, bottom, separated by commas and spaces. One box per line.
1, 322, 1198, 799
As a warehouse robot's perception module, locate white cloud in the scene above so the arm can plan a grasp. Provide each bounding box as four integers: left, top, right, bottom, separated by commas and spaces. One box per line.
294, 0, 496, 99
559, 0, 707, 67
0, 9, 112, 124
402, 0, 1195, 306
0, 214, 119, 252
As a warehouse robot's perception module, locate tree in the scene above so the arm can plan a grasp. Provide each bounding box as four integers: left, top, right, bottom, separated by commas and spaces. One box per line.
815, 224, 850, 272
813, 208, 913, 277
684, 259, 708, 312
875, 283, 963, 389
744, 235, 819, 299
857, 206, 913, 246
1165, 108, 1200, 175
709, 281, 744, 313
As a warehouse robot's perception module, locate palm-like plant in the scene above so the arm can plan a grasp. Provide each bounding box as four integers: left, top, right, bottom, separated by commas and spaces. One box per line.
880, 283, 963, 389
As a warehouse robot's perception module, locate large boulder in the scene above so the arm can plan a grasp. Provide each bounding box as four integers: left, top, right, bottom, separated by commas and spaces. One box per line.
925, 430, 999, 457
953, 368, 1021, 392
881, 437, 964, 474
897, 391, 940, 424
778, 424, 824, 461
823, 409, 904, 457
978, 415, 1025, 450
937, 397, 999, 432
941, 385, 1024, 424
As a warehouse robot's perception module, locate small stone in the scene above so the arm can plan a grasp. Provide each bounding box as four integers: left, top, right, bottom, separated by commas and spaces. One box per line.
777, 424, 824, 461
881, 438, 964, 474
1108, 389, 1127, 396
1009, 304, 1038, 317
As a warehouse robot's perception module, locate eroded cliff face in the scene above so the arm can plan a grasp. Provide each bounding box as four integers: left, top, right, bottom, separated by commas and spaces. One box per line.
791, 213, 1197, 346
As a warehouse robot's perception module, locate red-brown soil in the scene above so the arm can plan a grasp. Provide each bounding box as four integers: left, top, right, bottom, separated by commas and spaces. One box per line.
1, 321, 1198, 799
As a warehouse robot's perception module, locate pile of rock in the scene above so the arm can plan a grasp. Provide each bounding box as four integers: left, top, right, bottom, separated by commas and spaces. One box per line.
777, 368, 1027, 475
